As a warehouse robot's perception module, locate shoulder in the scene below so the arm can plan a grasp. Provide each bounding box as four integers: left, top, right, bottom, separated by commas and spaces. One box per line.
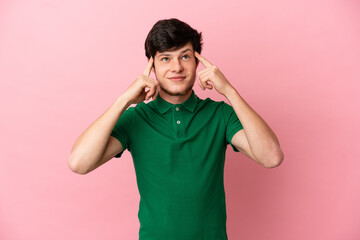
197, 97, 237, 124
196, 96, 229, 112
125, 101, 151, 113
127, 101, 161, 118
121, 104, 136, 117
118, 103, 145, 121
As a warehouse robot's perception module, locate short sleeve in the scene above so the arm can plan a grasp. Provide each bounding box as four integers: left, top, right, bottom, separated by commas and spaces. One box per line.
110, 107, 134, 158
222, 102, 244, 152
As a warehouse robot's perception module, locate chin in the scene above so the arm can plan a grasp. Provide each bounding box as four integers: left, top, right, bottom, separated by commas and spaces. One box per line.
162, 85, 193, 96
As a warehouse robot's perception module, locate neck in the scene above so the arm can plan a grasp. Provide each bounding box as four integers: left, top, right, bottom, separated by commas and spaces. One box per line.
159, 90, 193, 104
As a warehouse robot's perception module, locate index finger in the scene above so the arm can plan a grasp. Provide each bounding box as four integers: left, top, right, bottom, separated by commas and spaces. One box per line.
143, 57, 154, 76
194, 52, 213, 68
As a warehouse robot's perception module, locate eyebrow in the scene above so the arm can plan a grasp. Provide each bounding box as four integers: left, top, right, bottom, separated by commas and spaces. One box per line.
158, 48, 192, 57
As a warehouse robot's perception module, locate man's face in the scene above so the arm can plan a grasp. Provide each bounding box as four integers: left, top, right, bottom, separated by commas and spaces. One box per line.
153, 42, 198, 97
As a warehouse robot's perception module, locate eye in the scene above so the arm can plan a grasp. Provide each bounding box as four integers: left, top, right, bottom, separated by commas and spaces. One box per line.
182, 55, 190, 60
161, 57, 169, 62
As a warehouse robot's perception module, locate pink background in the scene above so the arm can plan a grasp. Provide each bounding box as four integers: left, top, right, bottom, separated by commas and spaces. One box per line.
1, 0, 359, 239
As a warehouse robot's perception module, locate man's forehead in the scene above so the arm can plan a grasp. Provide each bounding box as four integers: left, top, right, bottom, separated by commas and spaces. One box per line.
156, 43, 194, 56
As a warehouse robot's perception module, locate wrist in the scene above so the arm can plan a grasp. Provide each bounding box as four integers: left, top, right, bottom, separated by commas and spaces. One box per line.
115, 93, 132, 109
223, 85, 237, 98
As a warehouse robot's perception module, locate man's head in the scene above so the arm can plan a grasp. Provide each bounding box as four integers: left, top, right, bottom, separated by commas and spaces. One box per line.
144, 18, 203, 98
145, 18, 203, 62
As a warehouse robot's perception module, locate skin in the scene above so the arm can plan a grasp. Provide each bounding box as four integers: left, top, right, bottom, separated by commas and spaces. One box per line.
153, 42, 198, 104
67, 41, 283, 174
122, 43, 283, 168
124, 42, 197, 105
195, 52, 284, 168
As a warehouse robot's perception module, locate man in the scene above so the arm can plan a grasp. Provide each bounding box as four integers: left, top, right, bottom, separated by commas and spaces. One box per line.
67, 18, 284, 240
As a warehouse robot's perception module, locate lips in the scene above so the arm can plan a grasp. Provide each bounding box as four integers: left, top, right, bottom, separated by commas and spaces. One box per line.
168, 76, 186, 82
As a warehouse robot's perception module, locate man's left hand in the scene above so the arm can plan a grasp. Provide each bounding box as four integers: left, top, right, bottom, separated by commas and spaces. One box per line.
195, 52, 234, 96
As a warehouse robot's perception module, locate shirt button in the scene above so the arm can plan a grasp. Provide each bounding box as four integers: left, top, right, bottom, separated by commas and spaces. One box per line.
175, 107, 180, 111
177, 120, 181, 124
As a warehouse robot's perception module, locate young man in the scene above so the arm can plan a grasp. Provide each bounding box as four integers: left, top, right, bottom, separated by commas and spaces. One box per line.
67, 18, 284, 240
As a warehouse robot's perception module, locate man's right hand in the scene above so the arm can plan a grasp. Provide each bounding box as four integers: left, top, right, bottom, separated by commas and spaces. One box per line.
123, 57, 159, 105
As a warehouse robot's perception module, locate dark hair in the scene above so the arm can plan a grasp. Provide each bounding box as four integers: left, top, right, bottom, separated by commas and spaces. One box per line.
145, 18, 203, 61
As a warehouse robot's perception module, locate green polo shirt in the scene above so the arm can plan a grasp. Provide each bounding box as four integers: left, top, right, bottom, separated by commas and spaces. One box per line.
110, 90, 243, 240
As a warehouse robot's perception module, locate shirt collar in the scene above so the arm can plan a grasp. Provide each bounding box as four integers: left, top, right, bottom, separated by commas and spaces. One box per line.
154, 90, 198, 114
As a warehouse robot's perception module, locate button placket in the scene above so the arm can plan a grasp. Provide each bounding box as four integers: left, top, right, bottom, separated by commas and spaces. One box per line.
174, 105, 183, 138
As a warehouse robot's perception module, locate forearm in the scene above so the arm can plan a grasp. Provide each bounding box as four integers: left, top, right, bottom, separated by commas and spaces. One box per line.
224, 87, 283, 165
194, 52, 283, 166
67, 94, 131, 173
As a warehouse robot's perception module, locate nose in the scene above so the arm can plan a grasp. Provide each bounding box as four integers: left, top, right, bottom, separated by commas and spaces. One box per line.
170, 59, 184, 72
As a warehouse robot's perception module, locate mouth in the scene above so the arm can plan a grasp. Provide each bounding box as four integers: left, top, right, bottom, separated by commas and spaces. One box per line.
167, 76, 186, 82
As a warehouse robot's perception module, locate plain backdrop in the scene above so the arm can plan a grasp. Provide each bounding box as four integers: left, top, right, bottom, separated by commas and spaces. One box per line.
1, 0, 359, 239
